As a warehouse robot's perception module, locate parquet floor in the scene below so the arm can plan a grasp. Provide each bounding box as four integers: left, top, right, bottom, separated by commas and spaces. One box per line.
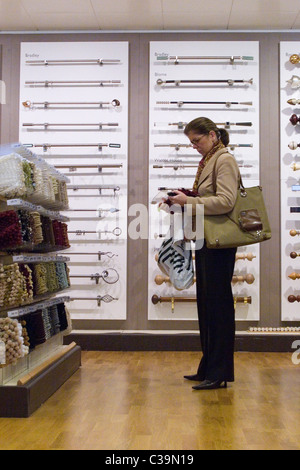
0, 351, 300, 450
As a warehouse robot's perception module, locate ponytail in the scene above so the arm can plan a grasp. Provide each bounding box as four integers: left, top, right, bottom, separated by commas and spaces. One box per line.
184, 117, 230, 146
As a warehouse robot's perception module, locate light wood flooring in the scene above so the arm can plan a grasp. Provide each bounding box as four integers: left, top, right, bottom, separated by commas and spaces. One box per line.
0, 350, 300, 450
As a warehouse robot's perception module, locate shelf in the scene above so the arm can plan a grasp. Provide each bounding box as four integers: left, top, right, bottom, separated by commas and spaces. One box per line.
0, 291, 71, 316
0, 342, 81, 417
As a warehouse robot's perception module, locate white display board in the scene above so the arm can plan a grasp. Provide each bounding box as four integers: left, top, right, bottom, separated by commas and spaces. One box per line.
19, 42, 129, 320
148, 41, 260, 321
280, 42, 300, 321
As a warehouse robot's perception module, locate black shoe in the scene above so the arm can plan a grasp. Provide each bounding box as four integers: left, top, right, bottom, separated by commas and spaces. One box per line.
184, 374, 202, 382
192, 379, 227, 390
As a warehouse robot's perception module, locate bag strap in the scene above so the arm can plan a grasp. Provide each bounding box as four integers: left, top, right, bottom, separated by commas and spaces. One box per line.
211, 151, 260, 241
212, 150, 243, 194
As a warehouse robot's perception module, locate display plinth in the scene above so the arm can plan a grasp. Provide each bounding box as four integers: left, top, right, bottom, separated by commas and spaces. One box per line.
0, 343, 81, 418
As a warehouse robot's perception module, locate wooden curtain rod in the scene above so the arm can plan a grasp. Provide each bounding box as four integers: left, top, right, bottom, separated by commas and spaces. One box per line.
155, 274, 255, 286
151, 294, 251, 312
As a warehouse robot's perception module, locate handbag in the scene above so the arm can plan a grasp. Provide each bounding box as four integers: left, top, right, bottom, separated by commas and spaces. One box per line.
204, 156, 272, 249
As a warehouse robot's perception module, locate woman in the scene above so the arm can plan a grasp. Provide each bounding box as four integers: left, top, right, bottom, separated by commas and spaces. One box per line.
167, 117, 240, 390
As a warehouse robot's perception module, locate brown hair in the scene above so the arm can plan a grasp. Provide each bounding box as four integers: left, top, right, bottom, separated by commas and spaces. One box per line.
184, 117, 229, 146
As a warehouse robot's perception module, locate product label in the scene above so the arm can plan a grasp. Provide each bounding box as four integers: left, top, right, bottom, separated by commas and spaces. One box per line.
0, 341, 6, 365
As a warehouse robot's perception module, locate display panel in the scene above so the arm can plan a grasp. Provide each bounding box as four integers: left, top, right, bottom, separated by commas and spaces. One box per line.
148, 41, 260, 321
19, 42, 129, 320
280, 42, 300, 321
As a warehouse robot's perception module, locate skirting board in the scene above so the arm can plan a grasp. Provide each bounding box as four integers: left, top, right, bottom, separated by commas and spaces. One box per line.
0, 345, 81, 418
64, 332, 300, 353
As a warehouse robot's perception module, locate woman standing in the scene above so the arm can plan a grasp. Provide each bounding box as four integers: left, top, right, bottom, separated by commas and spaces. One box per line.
167, 117, 240, 390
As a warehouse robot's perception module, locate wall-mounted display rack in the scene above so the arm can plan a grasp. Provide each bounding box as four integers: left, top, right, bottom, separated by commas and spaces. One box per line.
148, 41, 260, 322
19, 41, 129, 321
280, 42, 300, 321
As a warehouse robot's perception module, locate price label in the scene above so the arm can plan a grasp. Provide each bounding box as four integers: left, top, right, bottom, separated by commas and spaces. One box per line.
0, 341, 6, 365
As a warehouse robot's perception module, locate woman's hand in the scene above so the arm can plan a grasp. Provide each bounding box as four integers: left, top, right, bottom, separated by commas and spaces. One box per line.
167, 190, 188, 207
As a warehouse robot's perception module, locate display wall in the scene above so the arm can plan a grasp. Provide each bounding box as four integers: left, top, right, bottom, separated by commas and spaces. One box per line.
280, 42, 300, 321
148, 41, 260, 321
19, 41, 129, 321
0, 31, 296, 337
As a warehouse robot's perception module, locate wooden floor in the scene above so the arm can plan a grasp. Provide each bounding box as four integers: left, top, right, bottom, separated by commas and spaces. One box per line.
0, 350, 300, 450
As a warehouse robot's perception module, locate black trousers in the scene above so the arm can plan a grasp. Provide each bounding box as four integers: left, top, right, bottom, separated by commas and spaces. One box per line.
195, 242, 237, 382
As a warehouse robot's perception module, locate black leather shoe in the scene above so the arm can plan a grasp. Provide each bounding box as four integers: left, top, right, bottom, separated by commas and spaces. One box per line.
192, 379, 227, 390
184, 374, 202, 382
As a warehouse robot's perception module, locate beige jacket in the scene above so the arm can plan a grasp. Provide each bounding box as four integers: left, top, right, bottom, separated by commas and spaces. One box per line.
186, 148, 240, 216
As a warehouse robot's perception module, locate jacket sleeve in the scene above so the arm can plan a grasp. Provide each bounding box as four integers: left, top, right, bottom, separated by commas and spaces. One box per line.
185, 155, 240, 216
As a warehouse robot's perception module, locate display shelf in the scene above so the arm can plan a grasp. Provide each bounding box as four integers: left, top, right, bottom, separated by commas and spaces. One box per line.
0, 198, 70, 254
0, 127, 80, 415
0, 342, 81, 418
0, 291, 70, 316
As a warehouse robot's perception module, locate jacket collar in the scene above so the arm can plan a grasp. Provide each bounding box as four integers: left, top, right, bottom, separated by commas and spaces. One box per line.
197, 148, 229, 187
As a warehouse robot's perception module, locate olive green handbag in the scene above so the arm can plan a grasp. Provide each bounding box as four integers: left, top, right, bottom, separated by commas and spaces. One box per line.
204, 157, 272, 249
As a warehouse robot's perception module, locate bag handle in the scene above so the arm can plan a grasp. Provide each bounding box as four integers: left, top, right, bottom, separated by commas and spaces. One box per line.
212, 150, 243, 194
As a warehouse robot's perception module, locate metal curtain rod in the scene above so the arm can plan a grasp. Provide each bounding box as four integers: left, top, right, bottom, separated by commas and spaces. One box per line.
154, 121, 253, 129
22, 99, 121, 109
25, 80, 122, 87
67, 185, 120, 195
154, 143, 253, 150
156, 54, 254, 64
55, 164, 123, 170
69, 268, 119, 284
156, 100, 253, 108
153, 163, 253, 169
70, 295, 118, 306
156, 78, 253, 86
61, 251, 118, 260
25, 143, 121, 151
66, 208, 119, 211
68, 228, 122, 238
67, 208, 120, 218
22, 122, 119, 130
26, 58, 121, 66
